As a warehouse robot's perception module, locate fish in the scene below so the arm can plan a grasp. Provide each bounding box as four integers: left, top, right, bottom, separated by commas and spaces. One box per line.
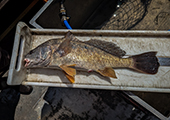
24, 31, 160, 83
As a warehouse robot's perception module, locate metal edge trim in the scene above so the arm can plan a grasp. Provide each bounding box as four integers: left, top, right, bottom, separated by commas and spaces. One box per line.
22, 82, 170, 93
29, 0, 53, 29
7, 22, 29, 85
124, 91, 168, 120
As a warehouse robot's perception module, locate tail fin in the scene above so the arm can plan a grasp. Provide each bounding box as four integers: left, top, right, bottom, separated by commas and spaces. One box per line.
130, 52, 160, 74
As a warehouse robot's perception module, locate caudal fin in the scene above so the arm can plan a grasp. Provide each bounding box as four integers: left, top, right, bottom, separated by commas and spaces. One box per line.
130, 52, 160, 74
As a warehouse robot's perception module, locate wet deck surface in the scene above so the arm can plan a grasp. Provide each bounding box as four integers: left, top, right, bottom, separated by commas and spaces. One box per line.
41, 88, 158, 120
0, 0, 170, 120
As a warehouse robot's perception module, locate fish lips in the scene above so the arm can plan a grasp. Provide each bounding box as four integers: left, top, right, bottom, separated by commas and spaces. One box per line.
24, 56, 51, 68
24, 58, 31, 67
24, 58, 40, 68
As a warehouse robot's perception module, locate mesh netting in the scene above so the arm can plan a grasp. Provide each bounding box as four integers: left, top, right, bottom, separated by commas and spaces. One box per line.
102, 0, 151, 30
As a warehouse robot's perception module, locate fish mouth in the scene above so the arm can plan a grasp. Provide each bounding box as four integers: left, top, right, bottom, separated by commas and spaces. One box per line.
24, 58, 30, 67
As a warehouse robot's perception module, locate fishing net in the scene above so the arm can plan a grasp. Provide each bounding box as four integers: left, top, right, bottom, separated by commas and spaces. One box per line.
102, 0, 152, 30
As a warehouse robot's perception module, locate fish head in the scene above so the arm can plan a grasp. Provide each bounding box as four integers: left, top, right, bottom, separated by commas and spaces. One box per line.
24, 45, 52, 68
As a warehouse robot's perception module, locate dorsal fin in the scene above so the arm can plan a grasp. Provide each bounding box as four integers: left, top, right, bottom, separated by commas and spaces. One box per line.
65, 31, 80, 42
84, 39, 126, 57
61, 32, 126, 57
56, 32, 73, 57
65, 31, 74, 40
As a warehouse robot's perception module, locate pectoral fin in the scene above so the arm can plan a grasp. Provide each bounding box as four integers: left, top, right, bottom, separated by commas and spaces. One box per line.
97, 67, 117, 78
60, 64, 76, 83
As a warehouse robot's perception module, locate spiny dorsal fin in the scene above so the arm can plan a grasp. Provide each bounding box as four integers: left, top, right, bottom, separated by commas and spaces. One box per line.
65, 31, 73, 39
65, 31, 79, 42
84, 39, 126, 57
56, 32, 73, 57
63, 32, 126, 57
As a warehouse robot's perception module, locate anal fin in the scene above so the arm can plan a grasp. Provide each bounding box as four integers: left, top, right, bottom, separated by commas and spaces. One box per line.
97, 67, 117, 78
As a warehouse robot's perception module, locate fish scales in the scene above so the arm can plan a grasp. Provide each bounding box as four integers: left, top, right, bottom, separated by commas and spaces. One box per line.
24, 31, 160, 83
50, 40, 132, 70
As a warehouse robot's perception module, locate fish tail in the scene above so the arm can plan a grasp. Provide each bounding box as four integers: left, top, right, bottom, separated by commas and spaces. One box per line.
130, 52, 160, 74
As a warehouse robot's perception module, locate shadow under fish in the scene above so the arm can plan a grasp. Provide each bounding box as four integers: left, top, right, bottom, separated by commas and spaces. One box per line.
24, 31, 160, 83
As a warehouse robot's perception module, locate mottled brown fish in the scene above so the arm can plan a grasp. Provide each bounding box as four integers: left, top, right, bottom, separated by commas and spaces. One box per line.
24, 32, 160, 83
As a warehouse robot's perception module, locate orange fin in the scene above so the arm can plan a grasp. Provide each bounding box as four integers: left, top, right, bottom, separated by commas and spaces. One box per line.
60, 64, 76, 76
60, 64, 76, 83
67, 64, 76, 67
97, 67, 117, 78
